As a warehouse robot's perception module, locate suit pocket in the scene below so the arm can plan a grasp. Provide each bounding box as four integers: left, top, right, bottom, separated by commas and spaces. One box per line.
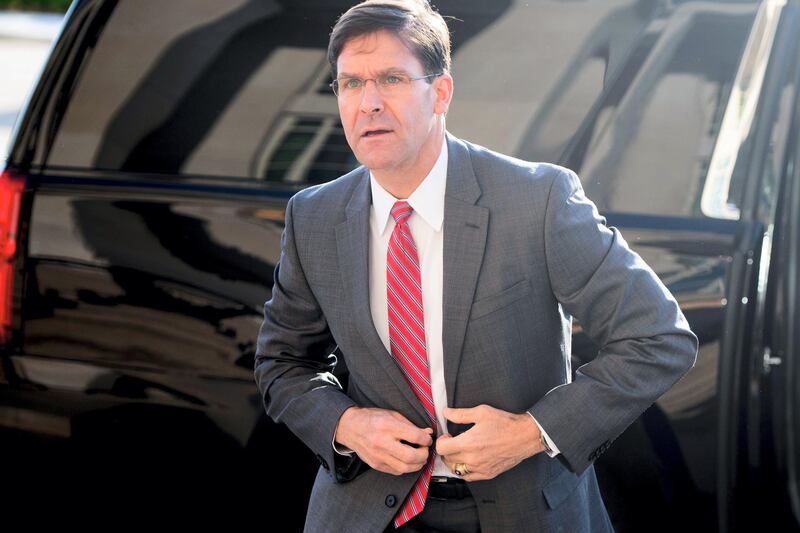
469, 278, 532, 320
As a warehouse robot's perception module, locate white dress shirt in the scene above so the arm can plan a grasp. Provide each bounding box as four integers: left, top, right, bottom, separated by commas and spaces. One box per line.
334, 135, 560, 476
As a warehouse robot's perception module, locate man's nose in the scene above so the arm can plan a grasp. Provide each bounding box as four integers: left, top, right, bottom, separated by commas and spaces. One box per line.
359, 79, 384, 114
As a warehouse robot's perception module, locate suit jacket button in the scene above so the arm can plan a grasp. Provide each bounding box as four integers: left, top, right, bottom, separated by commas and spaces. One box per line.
385, 495, 397, 507
315, 454, 329, 471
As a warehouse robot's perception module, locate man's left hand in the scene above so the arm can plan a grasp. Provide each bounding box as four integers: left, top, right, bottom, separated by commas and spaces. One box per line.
435, 405, 544, 481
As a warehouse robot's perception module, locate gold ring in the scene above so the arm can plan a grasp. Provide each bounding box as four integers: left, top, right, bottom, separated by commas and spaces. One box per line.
454, 463, 469, 476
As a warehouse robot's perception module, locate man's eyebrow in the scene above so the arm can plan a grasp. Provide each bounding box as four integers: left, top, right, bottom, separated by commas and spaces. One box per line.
336, 68, 409, 78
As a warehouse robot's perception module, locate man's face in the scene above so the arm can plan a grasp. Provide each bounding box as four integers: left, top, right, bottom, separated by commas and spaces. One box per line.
335, 30, 451, 178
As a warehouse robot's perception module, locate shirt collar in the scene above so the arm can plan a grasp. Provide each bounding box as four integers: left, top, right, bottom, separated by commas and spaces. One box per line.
369, 135, 448, 236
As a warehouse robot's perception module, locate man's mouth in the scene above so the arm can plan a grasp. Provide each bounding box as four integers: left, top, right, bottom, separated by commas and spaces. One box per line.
362, 129, 392, 137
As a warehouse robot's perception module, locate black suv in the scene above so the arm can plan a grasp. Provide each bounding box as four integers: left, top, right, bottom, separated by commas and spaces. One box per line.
2, 1, 799, 531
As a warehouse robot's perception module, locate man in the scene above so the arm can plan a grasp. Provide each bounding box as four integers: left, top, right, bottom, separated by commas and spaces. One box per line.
253, 0, 698, 531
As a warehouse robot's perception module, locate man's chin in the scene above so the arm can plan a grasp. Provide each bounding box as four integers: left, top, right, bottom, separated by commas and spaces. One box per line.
356, 155, 397, 173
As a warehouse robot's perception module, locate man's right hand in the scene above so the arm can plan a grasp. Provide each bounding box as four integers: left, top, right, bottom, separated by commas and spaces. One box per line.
334, 406, 434, 476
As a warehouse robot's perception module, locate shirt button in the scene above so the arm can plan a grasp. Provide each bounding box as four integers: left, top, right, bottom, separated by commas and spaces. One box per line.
385, 494, 397, 507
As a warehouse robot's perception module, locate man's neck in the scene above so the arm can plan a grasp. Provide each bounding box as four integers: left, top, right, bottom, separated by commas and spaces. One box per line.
371, 128, 445, 199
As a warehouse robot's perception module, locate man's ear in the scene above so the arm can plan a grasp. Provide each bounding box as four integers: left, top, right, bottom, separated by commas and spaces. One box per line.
433, 72, 454, 116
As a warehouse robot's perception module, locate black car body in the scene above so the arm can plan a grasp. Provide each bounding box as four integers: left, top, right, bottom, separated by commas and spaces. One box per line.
2, 0, 799, 531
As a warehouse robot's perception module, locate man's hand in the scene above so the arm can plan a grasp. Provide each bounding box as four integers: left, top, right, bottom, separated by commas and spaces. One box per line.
435, 405, 544, 481
334, 406, 434, 476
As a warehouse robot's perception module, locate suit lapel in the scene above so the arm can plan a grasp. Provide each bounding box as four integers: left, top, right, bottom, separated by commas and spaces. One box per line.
442, 133, 489, 410
334, 170, 430, 425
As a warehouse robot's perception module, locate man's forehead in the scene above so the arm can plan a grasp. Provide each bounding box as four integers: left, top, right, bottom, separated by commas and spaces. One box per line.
341, 31, 386, 54
336, 30, 422, 72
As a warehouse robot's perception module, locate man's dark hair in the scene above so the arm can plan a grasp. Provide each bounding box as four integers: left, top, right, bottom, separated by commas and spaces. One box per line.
327, 0, 451, 80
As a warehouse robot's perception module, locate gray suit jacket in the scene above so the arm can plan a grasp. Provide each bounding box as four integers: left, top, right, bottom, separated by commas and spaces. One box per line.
254, 131, 698, 532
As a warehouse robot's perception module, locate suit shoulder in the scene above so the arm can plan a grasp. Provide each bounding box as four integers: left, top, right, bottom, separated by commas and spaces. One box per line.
289, 165, 366, 216
459, 138, 579, 192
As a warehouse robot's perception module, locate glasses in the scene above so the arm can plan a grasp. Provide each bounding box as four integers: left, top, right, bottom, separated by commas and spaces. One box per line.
330, 72, 442, 98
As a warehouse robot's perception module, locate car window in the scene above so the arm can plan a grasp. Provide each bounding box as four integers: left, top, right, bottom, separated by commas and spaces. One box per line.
45, 0, 759, 221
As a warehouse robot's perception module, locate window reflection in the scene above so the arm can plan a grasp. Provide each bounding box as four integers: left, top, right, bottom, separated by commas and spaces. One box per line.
45, 0, 762, 219
259, 116, 356, 184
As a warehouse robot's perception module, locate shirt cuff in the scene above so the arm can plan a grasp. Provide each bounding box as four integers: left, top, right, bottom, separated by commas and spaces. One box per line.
332, 413, 355, 456
527, 412, 560, 457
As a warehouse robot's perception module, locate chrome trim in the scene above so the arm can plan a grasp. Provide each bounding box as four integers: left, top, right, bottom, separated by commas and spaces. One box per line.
762, 346, 782, 374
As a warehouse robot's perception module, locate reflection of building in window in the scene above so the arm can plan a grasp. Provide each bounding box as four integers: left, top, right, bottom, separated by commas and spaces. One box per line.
254, 60, 358, 185
447, 0, 760, 219
257, 115, 357, 184
314, 69, 335, 96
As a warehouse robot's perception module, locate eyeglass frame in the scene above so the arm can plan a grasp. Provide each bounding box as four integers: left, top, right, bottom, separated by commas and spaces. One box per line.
329, 71, 444, 98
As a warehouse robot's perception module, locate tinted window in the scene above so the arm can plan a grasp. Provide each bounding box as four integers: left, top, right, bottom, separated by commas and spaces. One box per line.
46, 0, 759, 220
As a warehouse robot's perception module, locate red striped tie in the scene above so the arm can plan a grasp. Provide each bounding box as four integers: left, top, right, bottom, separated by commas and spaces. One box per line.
387, 201, 437, 528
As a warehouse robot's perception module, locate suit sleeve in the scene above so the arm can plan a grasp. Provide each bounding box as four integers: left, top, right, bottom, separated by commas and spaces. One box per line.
253, 194, 362, 482
527, 167, 699, 476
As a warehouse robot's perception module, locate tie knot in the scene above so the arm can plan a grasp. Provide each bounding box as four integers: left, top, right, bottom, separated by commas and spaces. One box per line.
391, 201, 413, 224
